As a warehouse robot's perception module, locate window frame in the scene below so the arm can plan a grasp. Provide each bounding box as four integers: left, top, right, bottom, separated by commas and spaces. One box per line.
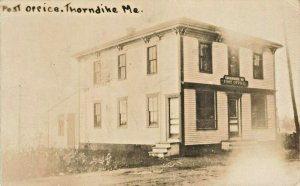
94, 60, 101, 85
251, 94, 267, 129
58, 115, 64, 136
94, 102, 101, 128
147, 45, 157, 74
118, 97, 128, 128
146, 93, 159, 128
118, 54, 126, 80
228, 47, 240, 77
253, 53, 264, 80
196, 89, 217, 130
199, 42, 213, 74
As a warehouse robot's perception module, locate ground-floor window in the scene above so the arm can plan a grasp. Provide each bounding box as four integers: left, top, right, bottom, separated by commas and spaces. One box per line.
94, 103, 101, 128
118, 98, 128, 127
251, 94, 267, 128
196, 90, 217, 130
58, 115, 64, 136
147, 94, 158, 127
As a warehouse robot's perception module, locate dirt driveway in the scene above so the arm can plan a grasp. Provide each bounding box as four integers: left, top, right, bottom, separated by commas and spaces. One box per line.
5, 148, 300, 186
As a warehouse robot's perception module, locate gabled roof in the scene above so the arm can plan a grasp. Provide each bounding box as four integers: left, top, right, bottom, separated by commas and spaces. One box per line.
73, 17, 282, 59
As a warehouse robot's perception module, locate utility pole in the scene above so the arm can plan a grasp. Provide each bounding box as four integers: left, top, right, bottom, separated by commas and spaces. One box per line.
18, 84, 22, 150
281, 1, 300, 156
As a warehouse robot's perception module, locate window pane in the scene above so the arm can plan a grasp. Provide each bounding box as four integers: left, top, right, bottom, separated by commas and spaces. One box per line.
148, 95, 158, 126
229, 99, 237, 117
199, 43, 212, 73
94, 103, 101, 128
119, 99, 127, 126
254, 55, 260, 66
147, 46, 157, 74
228, 48, 239, 76
251, 94, 266, 128
169, 97, 179, 119
253, 54, 263, 79
196, 91, 215, 129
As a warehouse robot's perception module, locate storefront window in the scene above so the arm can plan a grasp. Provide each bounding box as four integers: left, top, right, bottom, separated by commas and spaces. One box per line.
251, 94, 267, 128
196, 90, 216, 129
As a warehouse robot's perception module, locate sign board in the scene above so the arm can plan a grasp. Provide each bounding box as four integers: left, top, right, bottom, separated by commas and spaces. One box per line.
220, 75, 248, 87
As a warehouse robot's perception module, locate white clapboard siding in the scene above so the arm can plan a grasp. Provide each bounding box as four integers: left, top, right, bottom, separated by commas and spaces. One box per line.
183, 36, 275, 90
79, 32, 180, 145
242, 94, 276, 141
184, 89, 228, 145
183, 36, 228, 84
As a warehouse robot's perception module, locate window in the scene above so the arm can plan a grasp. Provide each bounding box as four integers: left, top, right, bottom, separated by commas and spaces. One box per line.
147, 95, 158, 127
251, 94, 267, 128
118, 98, 127, 127
94, 61, 101, 84
199, 42, 212, 73
228, 47, 239, 77
253, 53, 263, 79
58, 115, 64, 136
147, 46, 157, 74
118, 54, 126, 80
94, 103, 101, 128
196, 90, 216, 129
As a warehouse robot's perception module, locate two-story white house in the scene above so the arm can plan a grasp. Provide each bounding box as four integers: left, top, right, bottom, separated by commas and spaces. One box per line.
73, 18, 282, 157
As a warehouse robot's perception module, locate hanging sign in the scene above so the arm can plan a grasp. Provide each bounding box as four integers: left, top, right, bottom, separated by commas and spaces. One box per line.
220, 75, 248, 87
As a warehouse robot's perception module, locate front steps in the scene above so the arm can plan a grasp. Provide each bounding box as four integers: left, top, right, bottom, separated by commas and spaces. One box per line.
221, 139, 262, 150
148, 142, 179, 158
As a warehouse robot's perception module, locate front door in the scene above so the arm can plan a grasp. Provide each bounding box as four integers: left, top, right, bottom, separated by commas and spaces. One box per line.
168, 97, 180, 139
228, 97, 240, 138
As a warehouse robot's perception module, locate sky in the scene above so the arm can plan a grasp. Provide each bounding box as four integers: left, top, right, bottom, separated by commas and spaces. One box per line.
1, 0, 299, 149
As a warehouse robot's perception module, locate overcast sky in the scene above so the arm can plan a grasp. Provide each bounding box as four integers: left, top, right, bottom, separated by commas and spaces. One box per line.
1, 0, 299, 148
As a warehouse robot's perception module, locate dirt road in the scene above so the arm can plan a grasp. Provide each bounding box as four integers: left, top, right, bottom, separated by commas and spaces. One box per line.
5, 149, 300, 186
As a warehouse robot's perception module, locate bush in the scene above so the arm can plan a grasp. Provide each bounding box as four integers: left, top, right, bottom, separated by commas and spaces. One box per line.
282, 132, 298, 150
2, 147, 163, 181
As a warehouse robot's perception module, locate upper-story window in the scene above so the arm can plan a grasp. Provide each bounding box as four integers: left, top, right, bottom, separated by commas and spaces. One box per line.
94, 103, 101, 128
228, 47, 239, 77
199, 42, 212, 73
253, 53, 263, 79
147, 45, 157, 74
147, 94, 158, 127
118, 54, 126, 80
118, 97, 128, 127
94, 61, 101, 84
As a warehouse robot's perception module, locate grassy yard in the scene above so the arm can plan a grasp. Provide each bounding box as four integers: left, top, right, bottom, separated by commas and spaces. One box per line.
2, 148, 229, 182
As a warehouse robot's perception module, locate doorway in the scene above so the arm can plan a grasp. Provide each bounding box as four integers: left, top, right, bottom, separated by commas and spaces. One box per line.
167, 96, 180, 139
228, 96, 241, 138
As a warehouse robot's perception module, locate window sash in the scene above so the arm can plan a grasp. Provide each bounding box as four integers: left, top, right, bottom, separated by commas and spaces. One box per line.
253, 54, 263, 79
94, 61, 101, 84
58, 115, 64, 136
251, 94, 267, 128
118, 54, 126, 79
119, 99, 127, 126
147, 46, 157, 74
196, 91, 216, 129
199, 43, 212, 73
94, 103, 101, 128
228, 48, 240, 77
147, 95, 158, 126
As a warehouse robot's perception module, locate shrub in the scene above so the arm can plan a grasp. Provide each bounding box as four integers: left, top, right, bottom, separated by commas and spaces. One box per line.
282, 132, 297, 150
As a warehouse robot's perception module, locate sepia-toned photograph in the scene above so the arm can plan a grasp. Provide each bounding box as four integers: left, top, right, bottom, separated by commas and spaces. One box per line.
1, 0, 299, 185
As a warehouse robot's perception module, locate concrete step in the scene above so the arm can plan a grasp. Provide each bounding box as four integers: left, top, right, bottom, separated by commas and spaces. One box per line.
154, 143, 171, 149
222, 140, 260, 150
148, 151, 167, 158
152, 147, 168, 153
